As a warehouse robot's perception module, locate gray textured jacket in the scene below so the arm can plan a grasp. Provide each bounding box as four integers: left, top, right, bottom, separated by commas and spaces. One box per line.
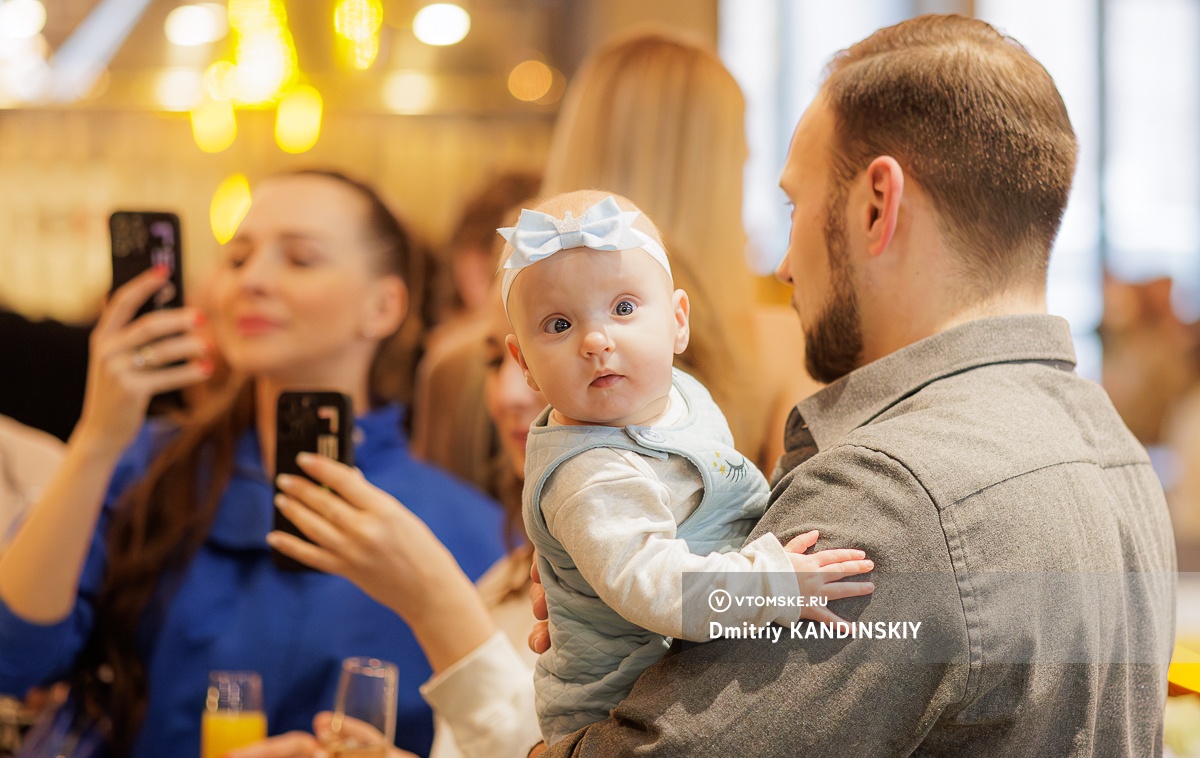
546, 315, 1177, 757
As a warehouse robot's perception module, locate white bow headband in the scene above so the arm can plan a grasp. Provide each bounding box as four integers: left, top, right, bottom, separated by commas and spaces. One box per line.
497, 196, 670, 310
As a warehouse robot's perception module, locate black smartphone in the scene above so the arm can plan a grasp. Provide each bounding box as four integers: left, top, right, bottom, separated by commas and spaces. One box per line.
272, 391, 356, 572
110, 211, 186, 413
109, 211, 184, 315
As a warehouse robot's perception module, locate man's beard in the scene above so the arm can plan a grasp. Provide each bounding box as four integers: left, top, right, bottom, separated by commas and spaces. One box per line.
803, 191, 863, 384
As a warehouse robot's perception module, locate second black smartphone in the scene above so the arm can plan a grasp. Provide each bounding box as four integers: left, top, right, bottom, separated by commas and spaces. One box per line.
272, 391, 356, 572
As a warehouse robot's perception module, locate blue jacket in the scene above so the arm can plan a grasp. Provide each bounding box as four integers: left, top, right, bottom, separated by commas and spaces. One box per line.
0, 404, 505, 757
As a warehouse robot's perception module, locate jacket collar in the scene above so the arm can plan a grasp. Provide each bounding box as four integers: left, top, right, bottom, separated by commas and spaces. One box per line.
793, 314, 1076, 453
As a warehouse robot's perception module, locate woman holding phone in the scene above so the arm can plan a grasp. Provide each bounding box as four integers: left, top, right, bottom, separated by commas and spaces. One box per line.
0, 170, 504, 757
245, 278, 544, 758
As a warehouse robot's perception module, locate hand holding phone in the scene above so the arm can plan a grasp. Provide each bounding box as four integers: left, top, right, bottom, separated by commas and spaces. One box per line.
272, 392, 356, 572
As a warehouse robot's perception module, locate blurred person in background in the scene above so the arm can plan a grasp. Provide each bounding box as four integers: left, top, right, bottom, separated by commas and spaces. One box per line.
541, 28, 823, 473
0, 415, 63, 552
0, 308, 90, 443
0, 170, 504, 757
411, 172, 542, 494
431, 171, 544, 326
1100, 275, 1200, 566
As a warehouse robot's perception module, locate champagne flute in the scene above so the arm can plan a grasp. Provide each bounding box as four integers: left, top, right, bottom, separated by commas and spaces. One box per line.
201, 671, 267, 758
325, 657, 398, 758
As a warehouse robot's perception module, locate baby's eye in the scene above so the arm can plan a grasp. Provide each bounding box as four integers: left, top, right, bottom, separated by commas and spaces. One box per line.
545, 318, 571, 334
614, 301, 636, 316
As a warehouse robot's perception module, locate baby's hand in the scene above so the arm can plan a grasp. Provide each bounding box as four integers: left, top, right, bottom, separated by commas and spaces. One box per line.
783, 530, 875, 625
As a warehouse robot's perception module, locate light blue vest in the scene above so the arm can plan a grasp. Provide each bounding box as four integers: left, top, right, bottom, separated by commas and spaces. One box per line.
523, 369, 771, 743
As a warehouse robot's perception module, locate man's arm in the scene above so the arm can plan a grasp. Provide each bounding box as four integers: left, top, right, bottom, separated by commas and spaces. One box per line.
543, 444, 971, 756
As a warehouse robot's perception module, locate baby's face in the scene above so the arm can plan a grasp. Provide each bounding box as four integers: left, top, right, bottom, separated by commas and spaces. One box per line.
506, 246, 689, 427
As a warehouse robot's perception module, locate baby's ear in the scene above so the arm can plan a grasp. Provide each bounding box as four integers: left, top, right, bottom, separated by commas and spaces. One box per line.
672, 288, 691, 354
505, 334, 542, 392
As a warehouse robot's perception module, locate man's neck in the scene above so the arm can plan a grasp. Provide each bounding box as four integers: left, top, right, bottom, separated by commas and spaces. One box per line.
860, 287, 1047, 368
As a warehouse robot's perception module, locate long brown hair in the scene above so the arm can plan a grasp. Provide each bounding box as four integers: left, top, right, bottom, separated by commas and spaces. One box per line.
77, 170, 421, 753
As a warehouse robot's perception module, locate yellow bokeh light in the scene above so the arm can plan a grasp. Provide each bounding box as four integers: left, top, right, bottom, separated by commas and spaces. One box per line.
228, 0, 274, 33
191, 100, 237, 153
227, 0, 297, 106
335, 0, 382, 42
412, 3, 469, 46
275, 85, 322, 154
507, 59, 552, 102
383, 70, 434, 114
354, 35, 380, 69
155, 68, 203, 111
203, 60, 237, 101
337, 34, 379, 70
538, 66, 566, 105
164, 4, 229, 46
210, 173, 253, 244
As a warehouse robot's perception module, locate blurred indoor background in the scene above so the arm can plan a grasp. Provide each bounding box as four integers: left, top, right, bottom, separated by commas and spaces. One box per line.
0, 0, 1198, 748
0, 0, 1196, 558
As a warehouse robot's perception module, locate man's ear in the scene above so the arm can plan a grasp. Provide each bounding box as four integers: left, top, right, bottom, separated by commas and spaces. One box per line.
505, 333, 541, 392
363, 274, 408, 339
863, 156, 904, 257
672, 288, 691, 354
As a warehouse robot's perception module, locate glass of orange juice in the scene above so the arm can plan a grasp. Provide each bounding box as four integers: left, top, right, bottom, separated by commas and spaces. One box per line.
201, 670, 267, 758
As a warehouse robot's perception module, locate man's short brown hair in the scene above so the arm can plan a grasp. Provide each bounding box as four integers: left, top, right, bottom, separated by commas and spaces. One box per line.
822, 14, 1078, 292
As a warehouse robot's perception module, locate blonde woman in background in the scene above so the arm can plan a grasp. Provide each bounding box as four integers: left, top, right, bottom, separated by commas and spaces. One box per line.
541, 28, 821, 471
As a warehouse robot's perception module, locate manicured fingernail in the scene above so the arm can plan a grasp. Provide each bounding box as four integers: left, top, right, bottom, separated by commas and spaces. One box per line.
153, 263, 170, 277
277, 474, 295, 488
296, 452, 317, 466
274, 493, 289, 508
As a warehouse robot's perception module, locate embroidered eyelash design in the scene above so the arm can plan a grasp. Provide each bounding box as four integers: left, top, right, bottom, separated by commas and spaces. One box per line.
711, 451, 748, 482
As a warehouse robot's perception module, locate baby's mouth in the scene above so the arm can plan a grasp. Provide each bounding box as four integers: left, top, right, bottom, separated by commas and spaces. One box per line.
591, 373, 622, 389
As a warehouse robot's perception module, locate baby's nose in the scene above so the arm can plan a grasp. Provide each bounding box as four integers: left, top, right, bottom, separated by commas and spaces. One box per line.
581, 328, 613, 356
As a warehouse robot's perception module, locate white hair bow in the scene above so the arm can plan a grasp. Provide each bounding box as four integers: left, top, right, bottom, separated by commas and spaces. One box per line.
497, 196, 670, 309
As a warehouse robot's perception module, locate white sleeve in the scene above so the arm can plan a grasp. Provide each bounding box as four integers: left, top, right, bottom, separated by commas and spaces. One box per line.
540, 449, 801, 641
421, 631, 541, 758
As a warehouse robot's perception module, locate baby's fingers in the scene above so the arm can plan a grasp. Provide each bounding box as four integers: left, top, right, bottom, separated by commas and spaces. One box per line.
784, 530, 820, 553
821, 579, 875, 602
814, 548, 868, 567
822, 558, 875, 578
803, 605, 849, 625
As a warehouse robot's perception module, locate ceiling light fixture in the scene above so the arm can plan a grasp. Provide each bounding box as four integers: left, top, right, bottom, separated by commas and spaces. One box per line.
0, 0, 46, 40
383, 70, 434, 114
275, 84, 322, 153
411, 3, 469, 47
164, 4, 229, 47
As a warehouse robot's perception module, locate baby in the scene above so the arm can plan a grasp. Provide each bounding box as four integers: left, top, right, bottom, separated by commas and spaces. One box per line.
500, 191, 874, 744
